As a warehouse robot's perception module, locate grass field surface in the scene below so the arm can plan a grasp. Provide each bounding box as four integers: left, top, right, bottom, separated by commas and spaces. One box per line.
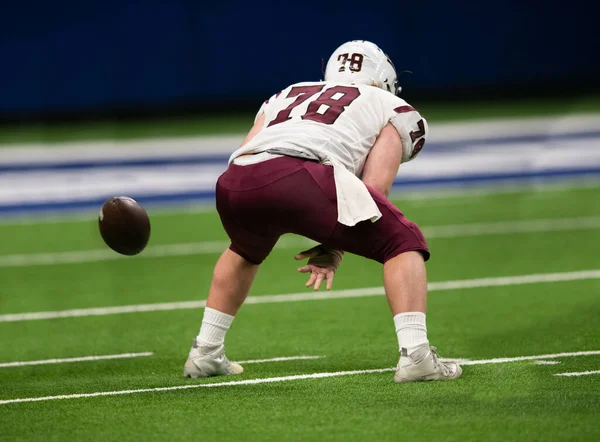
0, 182, 599, 440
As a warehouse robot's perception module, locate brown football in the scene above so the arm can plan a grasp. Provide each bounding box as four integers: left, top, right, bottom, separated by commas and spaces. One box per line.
98, 196, 151, 256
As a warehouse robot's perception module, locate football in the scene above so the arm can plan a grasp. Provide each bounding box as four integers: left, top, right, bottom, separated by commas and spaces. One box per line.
98, 196, 151, 256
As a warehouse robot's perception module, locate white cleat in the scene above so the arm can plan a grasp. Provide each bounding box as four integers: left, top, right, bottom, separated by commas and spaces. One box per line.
183, 340, 244, 379
394, 344, 462, 383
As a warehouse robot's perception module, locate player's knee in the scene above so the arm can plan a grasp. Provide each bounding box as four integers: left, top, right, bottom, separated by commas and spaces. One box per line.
226, 247, 262, 266
382, 246, 430, 265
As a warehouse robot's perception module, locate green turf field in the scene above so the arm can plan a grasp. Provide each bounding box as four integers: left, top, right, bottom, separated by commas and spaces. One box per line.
0, 183, 599, 441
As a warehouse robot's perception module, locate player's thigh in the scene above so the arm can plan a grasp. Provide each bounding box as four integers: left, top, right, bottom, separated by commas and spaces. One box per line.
215, 181, 280, 264
327, 188, 430, 264
279, 161, 339, 242
215, 158, 339, 263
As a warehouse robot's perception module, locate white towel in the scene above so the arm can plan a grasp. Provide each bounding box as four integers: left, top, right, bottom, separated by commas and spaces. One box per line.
326, 158, 382, 227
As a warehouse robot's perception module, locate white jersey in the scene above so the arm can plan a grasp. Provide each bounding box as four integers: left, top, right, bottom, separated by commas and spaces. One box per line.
230, 81, 428, 177
229, 81, 428, 227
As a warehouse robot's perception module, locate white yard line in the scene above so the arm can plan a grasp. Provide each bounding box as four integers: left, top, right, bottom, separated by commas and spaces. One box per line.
450, 350, 600, 366
394, 179, 600, 202
1, 269, 599, 323
1, 216, 600, 269
237, 355, 324, 364
0, 237, 313, 268
0, 352, 153, 368
0, 236, 314, 268
424, 216, 600, 238
555, 370, 600, 377
1, 349, 598, 405
0, 353, 318, 369
0, 369, 394, 406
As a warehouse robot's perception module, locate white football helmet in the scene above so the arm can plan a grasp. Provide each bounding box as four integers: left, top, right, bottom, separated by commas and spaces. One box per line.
324, 40, 400, 95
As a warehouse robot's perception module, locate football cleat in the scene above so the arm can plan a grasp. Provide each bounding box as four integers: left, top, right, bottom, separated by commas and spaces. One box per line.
183, 340, 244, 379
394, 344, 462, 383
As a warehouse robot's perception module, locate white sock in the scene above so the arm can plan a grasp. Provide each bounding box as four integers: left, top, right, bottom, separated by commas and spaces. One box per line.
196, 307, 234, 347
393, 312, 429, 353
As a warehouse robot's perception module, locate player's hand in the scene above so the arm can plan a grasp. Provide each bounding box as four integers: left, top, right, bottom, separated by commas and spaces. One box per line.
294, 245, 343, 291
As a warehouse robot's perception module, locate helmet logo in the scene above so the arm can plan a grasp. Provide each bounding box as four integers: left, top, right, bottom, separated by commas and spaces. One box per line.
337, 53, 364, 73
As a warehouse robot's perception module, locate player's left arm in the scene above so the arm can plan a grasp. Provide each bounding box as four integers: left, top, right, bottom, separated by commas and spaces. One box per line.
361, 123, 404, 198
362, 107, 428, 197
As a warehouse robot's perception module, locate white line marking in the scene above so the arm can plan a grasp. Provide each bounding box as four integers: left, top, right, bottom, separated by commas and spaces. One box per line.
450, 350, 600, 366
392, 179, 600, 202
0, 237, 314, 269
0, 353, 318, 369
534, 360, 561, 365
237, 355, 324, 364
1, 216, 599, 269
1, 350, 598, 405
0, 352, 153, 368
0, 368, 394, 405
424, 216, 600, 239
555, 370, 600, 377
1, 269, 599, 323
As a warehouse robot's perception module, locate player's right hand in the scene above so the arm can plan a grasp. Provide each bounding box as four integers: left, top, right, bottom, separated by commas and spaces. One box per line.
294, 245, 343, 291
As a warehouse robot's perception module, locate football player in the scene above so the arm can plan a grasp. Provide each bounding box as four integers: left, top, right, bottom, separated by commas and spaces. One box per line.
184, 40, 462, 382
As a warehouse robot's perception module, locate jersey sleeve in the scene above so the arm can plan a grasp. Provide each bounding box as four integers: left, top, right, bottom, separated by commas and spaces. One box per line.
389, 104, 428, 163
254, 91, 282, 124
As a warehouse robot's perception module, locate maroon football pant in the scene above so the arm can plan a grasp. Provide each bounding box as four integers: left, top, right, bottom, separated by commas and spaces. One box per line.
216, 156, 429, 265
